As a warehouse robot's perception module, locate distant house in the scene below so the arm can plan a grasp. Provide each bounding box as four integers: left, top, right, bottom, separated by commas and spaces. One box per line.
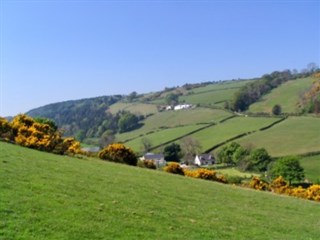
174, 104, 192, 111
194, 154, 214, 166
140, 153, 167, 168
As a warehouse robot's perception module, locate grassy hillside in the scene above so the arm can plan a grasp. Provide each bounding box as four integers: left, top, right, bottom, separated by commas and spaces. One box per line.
300, 155, 320, 183
149, 80, 252, 106
236, 117, 320, 157
1, 142, 319, 240
116, 108, 232, 143
249, 77, 315, 113
108, 102, 158, 116
124, 124, 206, 151
188, 116, 279, 152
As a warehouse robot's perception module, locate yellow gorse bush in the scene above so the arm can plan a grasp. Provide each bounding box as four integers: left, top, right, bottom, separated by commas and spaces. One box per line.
248, 176, 320, 202
0, 114, 82, 155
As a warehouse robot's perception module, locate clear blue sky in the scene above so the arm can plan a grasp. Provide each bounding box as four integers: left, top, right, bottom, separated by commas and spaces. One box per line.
1, 0, 319, 116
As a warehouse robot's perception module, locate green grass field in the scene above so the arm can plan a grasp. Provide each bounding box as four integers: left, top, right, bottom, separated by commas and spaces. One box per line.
249, 77, 315, 113
116, 108, 232, 143
124, 124, 206, 152
1, 142, 319, 239
108, 102, 158, 116
188, 116, 279, 152
299, 155, 320, 184
180, 88, 237, 106
236, 117, 320, 157
149, 80, 252, 105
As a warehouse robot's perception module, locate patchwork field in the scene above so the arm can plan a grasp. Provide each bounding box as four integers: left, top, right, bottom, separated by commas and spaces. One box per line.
116, 108, 232, 143
249, 77, 315, 113
1, 142, 319, 240
124, 124, 206, 151
187, 116, 280, 152
108, 102, 158, 116
236, 117, 320, 157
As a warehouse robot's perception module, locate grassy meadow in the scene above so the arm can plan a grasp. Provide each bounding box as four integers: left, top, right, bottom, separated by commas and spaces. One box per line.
1, 142, 320, 240
236, 117, 320, 157
300, 155, 320, 184
124, 124, 206, 151
116, 108, 232, 143
188, 116, 279, 152
108, 102, 158, 116
249, 77, 315, 113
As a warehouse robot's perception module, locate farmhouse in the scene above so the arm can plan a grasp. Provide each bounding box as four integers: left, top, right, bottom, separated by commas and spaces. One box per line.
174, 104, 192, 110
194, 154, 214, 166
141, 153, 167, 168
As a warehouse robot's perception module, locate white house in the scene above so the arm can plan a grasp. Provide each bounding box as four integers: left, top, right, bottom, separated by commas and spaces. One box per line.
174, 104, 192, 111
194, 154, 214, 166
140, 153, 167, 168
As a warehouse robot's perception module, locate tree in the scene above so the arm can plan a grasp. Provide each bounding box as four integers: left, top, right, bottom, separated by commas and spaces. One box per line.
141, 137, 152, 153
272, 104, 282, 115
217, 142, 242, 165
99, 130, 115, 149
180, 137, 201, 164
127, 91, 138, 102
118, 112, 140, 133
98, 143, 137, 166
165, 93, 179, 106
268, 156, 304, 185
248, 148, 271, 172
163, 143, 182, 162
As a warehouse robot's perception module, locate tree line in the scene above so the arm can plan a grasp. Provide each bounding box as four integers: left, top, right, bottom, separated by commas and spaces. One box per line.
229, 64, 319, 112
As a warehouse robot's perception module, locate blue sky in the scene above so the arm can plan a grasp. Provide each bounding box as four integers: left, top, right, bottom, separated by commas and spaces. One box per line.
1, 0, 319, 116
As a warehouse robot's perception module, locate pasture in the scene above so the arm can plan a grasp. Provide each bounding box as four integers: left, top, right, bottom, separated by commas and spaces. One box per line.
116, 108, 232, 143
108, 102, 158, 116
188, 116, 279, 152
236, 117, 320, 157
249, 77, 315, 113
1, 142, 319, 239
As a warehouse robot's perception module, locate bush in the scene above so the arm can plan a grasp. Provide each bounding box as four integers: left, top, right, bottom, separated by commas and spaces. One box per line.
137, 160, 156, 169
249, 177, 270, 191
99, 143, 137, 166
163, 162, 184, 175
225, 175, 244, 184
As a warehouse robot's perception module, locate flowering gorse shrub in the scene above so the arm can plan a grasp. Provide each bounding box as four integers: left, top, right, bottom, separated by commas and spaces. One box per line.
183, 168, 227, 183
99, 143, 137, 166
163, 162, 184, 175
137, 160, 156, 169
0, 114, 82, 155
247, 176, 320, 202
249, 177, 270, 191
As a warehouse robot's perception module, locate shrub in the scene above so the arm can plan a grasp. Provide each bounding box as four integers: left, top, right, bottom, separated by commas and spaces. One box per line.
270, 176, 291, 194
225, 175, 244, 184
137, 160, 156, 169
99, 143, 137, 166
305, 185, 320, 201
163, 162, 184, 175
249, 177, 270, 191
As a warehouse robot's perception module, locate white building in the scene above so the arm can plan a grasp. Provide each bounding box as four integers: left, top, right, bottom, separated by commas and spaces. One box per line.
140, 153, 167, 168
194, 154, 214, 166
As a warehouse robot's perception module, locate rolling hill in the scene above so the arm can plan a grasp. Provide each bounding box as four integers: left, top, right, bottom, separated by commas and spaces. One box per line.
24, 73, 320, 161
1, 142, 319, 239
248, 77, 315, 113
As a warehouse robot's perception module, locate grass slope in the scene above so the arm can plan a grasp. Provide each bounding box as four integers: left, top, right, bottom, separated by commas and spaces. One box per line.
300, 155, 320, 183
1, 142, 319, 240
116, 108, 232, 143
188, 116, 279, 152
249, 77, 315, 113
236, 117, 320, 157
108, 102, 158, 116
